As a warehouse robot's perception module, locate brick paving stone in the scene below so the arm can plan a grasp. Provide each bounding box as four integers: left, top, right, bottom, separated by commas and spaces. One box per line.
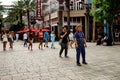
0, 41, 120, 80
0, 75, 12, 80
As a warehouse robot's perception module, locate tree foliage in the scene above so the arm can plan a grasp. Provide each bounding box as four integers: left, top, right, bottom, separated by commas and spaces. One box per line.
91, 0, 120, 23
6, 0, 35, 25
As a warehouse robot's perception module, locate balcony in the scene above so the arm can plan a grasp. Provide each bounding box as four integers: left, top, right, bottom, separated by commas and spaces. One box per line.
63, 9, 86, 17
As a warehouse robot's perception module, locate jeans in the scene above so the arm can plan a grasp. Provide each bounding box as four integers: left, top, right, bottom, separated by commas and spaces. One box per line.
51, 41, 54, 47
59, 43, 68, 56
76, 45, 86, 64
24, 39, 27, 46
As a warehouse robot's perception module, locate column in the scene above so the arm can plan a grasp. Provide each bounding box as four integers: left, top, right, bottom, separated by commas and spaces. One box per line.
92, 16, 96, 42
85, 16, 88, 40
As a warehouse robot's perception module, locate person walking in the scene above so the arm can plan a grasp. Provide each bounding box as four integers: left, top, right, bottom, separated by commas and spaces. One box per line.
8, 31, 14, 49
23, 32, 28, 47
38, 29, 44, 50
28, 30, 34, 51
44, 31, 49, 48
59, 27, 69, 58
69, 29, 74, 48
74, 24, 87, 66
15, 33, 19, 41
50, 31, 56, 49
2, 31, 8, 51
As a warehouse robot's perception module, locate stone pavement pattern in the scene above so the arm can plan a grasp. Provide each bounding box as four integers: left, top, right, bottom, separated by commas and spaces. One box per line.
0, 41, 120, 80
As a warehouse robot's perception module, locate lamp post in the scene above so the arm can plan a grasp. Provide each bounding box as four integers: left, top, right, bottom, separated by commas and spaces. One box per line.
85, 4, 91, 41
65, 0, 70, 30
49, 1, 52, 31
80, 2, 91, 41
57, 0, 64, 36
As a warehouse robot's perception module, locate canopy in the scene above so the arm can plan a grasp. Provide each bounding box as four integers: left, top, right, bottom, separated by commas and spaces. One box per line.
18, 28, 50, 33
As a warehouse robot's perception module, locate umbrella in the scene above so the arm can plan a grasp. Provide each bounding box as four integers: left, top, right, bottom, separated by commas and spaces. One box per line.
18, 29, 29, 33
31, 28, 39, 32
42, 28, 50, 32
18, 28, 50, 33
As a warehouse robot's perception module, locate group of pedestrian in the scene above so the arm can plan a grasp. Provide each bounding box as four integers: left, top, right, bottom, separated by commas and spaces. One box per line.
59, 24, 87, 66
22, 29, 56, 51
1, 31, 15, 51
1, 24, 87, 66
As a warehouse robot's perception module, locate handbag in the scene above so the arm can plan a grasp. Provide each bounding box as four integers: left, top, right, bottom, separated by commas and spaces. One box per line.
59, 39, 63, 45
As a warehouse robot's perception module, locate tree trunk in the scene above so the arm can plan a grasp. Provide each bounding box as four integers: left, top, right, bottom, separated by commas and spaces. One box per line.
92, 16, 96, 42
27, 9, 30, 28
20, 11, 23, 24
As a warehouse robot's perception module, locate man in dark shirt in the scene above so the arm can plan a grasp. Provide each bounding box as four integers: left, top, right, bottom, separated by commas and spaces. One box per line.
59, 27, 69, 58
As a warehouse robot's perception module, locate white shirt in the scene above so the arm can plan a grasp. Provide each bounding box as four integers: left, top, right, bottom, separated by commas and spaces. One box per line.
2, 34, 8, 42
16, 34, 19, 38
23, 33, 28, 39
69, 33, 74, 40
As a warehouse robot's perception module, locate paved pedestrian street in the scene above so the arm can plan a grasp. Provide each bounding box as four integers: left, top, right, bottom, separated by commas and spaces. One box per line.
0, 41, 120, 80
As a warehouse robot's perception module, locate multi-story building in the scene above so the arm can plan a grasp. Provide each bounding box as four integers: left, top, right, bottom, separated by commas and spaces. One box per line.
36, 0, 93, 40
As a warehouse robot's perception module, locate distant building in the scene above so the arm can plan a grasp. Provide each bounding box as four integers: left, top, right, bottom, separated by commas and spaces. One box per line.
35, 0, 93, 41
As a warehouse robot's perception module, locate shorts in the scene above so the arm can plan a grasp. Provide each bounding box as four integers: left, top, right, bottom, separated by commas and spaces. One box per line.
29, 39, 33, 44
39, 38, 43, 44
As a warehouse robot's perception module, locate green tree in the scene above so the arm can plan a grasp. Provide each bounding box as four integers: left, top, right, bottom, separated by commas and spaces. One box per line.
23, 0, 35, 28
6, 0, 25, 24
6, 0, 35, 27
91, 0, 120, 45
92, 0, 120, 23
12, 0, 25, 24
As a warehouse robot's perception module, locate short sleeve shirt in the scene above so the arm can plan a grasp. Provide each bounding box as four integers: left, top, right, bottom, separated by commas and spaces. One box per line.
23, 33, 28, 39
60, 32, 69, 43
51, 34, 55, 41
44, 32, 49, 39
74, 31, 85, 47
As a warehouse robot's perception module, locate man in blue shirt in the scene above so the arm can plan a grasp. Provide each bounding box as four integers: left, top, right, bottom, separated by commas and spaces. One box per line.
44, 31, 49, 48
74, 24, 88, 66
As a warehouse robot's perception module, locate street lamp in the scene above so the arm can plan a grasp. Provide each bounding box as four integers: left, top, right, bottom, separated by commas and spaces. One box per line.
80, 2, 91, 41
65, 0, 70, 29
57, 0, 64, 36
85, 3, 91, 42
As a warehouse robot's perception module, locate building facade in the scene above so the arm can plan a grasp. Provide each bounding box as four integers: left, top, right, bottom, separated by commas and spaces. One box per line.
36, 0, 93, 41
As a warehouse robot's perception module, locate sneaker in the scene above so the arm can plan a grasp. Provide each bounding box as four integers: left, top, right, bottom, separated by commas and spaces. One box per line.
65, 56, 69, 58
28, 46, 30, 50
59, 55, 62, 58
3, 49, 6, 51
77, 63, 82, 66
82, 62, 88, 65
38, 47, 40, 49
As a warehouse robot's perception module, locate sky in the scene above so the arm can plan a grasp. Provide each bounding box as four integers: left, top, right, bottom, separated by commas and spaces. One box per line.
0, 0, 17, 18
0, 0, 17, 5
